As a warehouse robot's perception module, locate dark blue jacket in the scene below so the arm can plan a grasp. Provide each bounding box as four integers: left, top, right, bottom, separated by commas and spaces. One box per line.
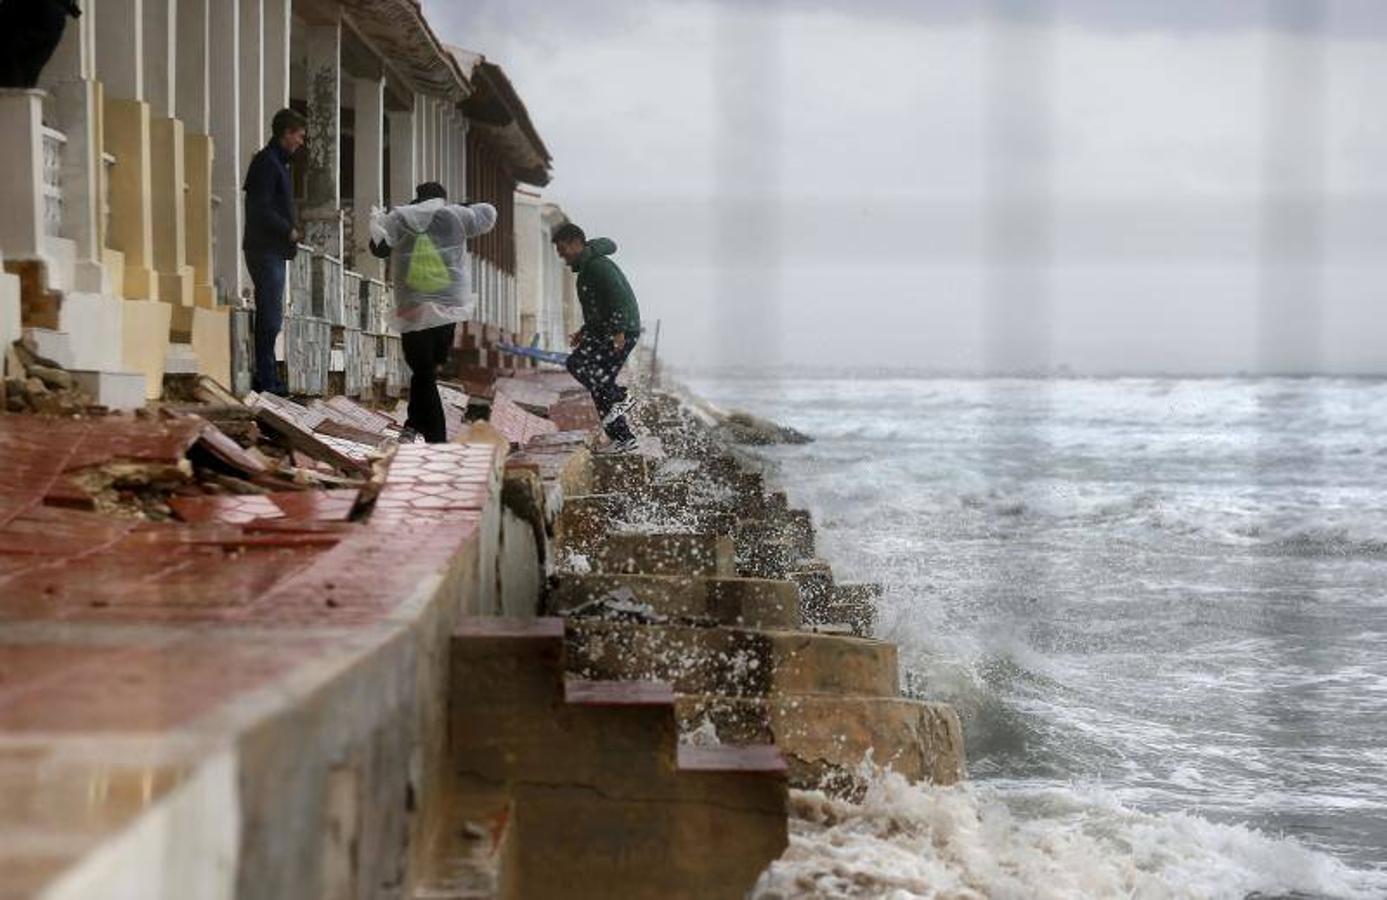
242, 140, 297, 258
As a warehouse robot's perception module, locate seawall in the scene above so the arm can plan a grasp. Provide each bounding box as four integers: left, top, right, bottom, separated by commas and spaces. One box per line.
0, 360, 965, 898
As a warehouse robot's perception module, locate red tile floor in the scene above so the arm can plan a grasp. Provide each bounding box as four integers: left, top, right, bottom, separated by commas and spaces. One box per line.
0, 369, 600, 892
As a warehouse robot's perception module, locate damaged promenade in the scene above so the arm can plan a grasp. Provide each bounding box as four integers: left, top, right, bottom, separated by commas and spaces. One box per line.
0, 346, 965, 899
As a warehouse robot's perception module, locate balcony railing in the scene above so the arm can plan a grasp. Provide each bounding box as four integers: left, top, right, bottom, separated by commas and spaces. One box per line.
101, 151, 115, 248
41, 126, 66, 238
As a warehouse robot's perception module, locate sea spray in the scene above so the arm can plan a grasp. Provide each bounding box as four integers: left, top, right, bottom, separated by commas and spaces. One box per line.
690, 374, 1387, 887
754, 770, 1385, 899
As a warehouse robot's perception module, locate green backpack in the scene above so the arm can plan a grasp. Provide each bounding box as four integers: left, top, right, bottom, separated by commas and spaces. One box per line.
405, 232, 451, 293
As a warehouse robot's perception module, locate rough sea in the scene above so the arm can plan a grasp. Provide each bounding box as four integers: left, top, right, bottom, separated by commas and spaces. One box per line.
685, 374, 1387, 900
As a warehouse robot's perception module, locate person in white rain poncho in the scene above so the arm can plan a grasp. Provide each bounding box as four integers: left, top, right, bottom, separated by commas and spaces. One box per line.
369, 182, 496, 443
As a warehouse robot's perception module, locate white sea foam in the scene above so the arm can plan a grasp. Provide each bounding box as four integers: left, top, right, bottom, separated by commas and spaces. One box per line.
754, 771, 1387, 900
689, 374, 1387, 882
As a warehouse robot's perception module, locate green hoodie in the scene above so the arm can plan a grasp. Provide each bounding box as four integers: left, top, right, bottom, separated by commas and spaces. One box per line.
572, 238, 640, 336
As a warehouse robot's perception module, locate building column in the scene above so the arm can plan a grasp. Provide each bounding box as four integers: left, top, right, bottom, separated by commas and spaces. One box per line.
453, 117, 468, 203
353, 77, 385, 279
440, 108, 454, 197
36, 0, 104, 291
96, 0, 159, 301
177, 0, 216, 310
303, 16, 343, 257
145, 0, 195, 314
0, 89, 47, 262
209, 0, 243, 304
238, 0, 264, 172
387, 106, 416, 209
175, 0, 228, 385
263, 0, 291, 114
417, 97, 433, 185
411, 94, 425, 187
433, 101, 447, 186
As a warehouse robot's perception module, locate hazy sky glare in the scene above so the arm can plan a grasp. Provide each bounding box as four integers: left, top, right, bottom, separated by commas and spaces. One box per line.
423, 0, 1387, 374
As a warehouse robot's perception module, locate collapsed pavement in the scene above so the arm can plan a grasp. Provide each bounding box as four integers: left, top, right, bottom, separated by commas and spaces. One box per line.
0, 348, 965, 899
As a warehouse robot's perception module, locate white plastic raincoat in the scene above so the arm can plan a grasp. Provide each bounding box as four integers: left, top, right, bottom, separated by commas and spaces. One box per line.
369, 199, 497, 333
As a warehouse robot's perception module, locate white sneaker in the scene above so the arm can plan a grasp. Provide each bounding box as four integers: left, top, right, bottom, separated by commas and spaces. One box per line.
602, 392, 638, 427
593, 437, 639, 456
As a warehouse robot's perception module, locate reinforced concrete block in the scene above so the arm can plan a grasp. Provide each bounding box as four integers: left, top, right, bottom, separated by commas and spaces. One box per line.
591, 533, 736, 578
677, 694, 967, 792
103, 97, 159, 301
184, 132, 216, 308
0, 89, 45, 261
70, 369, 146, 410
591, 455, 652, 494
0, 269, 21, 357
121, 298, 172, 400
566, 621, 899, 699
58, 291, 124, 372
190, 307, 232, 386
150, 116, 193, 308
552, 573, 801, 629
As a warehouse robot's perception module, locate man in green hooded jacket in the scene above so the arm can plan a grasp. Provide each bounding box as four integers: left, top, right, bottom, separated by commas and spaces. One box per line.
553, 222, 642, 454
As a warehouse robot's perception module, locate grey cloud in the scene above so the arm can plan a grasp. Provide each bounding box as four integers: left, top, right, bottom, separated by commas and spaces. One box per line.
426, 0, 1387, 40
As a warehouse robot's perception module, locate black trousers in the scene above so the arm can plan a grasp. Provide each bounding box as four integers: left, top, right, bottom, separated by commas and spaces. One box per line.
566, 332, 637, 442
401, 323, 455, 443
245, 252, 287, 394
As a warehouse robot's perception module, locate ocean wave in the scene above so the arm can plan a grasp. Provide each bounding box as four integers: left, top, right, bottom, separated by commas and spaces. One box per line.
1255, 525, 1387, 559
951, 486, 1387, 557
754, 771, 1386, 900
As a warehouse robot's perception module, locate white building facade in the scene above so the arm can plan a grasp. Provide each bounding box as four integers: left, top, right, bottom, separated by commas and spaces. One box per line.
0, 0, 555, 406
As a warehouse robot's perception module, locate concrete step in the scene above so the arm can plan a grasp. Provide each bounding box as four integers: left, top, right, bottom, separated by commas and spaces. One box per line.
70, 368, 146, 411
23, 326, 73, 368
590, 532, 735, 578
829, 583, 881, 637
448, 616, 788, 898
734, 533, 799, 580
589, 454, 651, 494
566, 620, 899, 698
676, 744, 787, 773
551, 573, 801, 629
40, 235, 76, 294
0, 267, 22, 359
164, 341, 200, 375
556, 491, 737, 557
554, 493, 629, 554
788, 564, 835, 623
57, 291, 124, 371
637, 481, 739, 532
786, 564, 878, 636
676, 693, 966, 794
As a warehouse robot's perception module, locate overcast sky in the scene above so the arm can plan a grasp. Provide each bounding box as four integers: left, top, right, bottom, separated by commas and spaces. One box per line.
423, 0, 1387, 375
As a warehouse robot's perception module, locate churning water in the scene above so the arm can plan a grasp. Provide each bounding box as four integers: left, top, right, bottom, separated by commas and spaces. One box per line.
686, 375, 1387, 899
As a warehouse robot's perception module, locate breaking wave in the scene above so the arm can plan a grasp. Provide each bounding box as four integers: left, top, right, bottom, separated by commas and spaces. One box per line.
754, 772, 1387, 900
693, 374, 1387, 887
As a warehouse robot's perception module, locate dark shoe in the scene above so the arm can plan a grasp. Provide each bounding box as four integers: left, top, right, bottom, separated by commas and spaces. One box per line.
602, 391, 638, 427
593, 437, 638, 456
397, 427, 421, 445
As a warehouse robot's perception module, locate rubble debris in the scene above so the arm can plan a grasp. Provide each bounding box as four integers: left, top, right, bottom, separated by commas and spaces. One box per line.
246, 392, 376, 475
4, 339, 96, 415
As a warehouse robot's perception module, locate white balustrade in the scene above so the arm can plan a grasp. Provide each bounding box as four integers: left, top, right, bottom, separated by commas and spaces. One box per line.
41, 126, 67, 238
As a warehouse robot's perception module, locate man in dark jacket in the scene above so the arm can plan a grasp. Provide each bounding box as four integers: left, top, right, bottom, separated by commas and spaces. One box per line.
552, 222, 642, 455
242, 107, 305, 395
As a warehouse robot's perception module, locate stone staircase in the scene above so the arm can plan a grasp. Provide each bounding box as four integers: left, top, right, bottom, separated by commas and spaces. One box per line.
426, 617, 788, 899
2, 246, 150, 409
547, 443, 966, 800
